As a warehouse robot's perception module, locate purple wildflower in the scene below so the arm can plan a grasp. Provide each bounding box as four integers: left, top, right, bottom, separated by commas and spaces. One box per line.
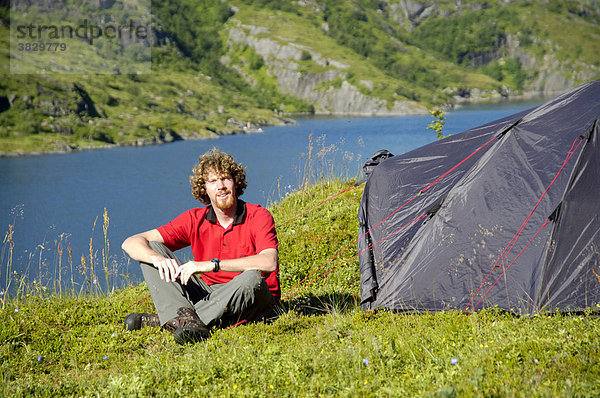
362, 358, 369, 366
451, 357, 458, 366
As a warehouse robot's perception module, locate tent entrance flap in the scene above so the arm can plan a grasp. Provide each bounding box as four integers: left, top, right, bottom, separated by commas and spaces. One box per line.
535, 119, 600, 312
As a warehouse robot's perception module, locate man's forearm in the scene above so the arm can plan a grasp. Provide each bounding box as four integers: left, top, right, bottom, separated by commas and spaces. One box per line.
122, 235, 163, 264
218, 249, 278, 273
178, 249, 278, 285
179, 249, 278, 280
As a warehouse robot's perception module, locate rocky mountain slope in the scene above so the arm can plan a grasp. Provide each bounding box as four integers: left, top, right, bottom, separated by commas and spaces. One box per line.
224, 0, 599, 111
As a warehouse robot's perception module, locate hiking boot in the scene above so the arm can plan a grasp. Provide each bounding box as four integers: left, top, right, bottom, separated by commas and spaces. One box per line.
124, 313, 161, 331
162, 307, 211, 344
173, 325, 211, 345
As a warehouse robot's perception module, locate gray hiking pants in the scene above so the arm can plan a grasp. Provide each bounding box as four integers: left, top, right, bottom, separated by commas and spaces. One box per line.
140, 241, 274, 328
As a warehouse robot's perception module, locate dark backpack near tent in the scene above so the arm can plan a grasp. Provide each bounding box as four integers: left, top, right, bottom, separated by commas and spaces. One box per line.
362, 150, 394, 178
358, 79, 600, 315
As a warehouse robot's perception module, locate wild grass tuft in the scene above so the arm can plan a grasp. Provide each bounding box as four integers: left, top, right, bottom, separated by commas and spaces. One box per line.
0, 207, 129, 303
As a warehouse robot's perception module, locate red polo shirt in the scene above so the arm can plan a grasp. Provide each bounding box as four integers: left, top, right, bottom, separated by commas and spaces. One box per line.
157, 200, 280, 299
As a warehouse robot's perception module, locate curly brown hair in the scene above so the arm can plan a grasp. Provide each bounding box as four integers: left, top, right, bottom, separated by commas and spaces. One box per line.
190, 148, 247, 205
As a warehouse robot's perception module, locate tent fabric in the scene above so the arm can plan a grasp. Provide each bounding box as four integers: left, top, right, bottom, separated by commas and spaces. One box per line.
358, 80, 600, 314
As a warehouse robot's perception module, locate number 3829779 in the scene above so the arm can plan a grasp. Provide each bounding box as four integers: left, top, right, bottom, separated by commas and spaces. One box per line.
18, 42, 67, 52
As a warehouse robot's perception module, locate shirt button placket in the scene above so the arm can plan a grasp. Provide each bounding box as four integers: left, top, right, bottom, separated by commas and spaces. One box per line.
219, 230, 225, 257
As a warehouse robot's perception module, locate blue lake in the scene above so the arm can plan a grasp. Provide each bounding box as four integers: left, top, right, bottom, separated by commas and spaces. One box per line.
0, 100, 545, 291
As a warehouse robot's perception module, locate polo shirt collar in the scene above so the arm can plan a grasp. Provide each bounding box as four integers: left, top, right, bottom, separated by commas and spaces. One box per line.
205, 200, 246, 225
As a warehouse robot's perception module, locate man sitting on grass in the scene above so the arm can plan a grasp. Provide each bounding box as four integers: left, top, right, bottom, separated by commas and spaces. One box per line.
121, 148, 279, 344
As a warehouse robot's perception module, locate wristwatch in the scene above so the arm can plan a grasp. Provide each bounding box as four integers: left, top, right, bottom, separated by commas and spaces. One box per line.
210, 258, 220, 272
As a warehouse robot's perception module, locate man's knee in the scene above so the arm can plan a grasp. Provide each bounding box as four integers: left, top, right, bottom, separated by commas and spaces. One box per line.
231, 270, 273, 313
235, 270, 270, 298
236, 269, 262, 288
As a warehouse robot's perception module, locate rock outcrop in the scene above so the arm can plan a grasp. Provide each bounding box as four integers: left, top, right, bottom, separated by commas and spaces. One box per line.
225, 20, 427, 116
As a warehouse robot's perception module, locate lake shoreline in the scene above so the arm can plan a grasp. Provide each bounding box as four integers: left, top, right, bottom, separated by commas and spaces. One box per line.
0, 130, 254, 158
0, 93, 557, 158
0, 118, 296, 158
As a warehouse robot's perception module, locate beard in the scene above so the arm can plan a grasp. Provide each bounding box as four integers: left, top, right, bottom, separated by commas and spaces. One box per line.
214, 190, 235, 211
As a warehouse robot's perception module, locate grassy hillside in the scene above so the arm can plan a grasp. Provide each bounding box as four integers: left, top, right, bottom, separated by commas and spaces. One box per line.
409, 0, 600, 89
1, 0, 599, 154
0, 0, 307, 154
1, 180, 599, 396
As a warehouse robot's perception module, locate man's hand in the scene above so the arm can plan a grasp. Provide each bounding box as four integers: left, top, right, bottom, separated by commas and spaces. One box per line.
179, 261, 214, 285
151, 256, 181, 283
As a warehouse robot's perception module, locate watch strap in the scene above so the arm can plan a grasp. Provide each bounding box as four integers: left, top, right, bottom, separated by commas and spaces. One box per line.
210, 258, 220, 272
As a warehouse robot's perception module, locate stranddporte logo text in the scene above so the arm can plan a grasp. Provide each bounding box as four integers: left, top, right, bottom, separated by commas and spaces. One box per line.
10, 0, 152, 74
14, 19, 148, 45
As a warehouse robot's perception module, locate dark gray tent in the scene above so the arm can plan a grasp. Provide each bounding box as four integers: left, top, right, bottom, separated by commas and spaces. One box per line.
358, 80, 600, 314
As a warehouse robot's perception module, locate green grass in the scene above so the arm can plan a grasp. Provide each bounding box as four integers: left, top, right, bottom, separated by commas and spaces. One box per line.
4, 291, 600, 396
1, 179, 599, 396
0, 44, 284, 154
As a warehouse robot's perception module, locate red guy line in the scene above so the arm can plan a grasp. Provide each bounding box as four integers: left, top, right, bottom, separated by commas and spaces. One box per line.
130, 294, 151, 307
464, 137, 584, 312
471, 219, 550, 311
277, 185, 358, 228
